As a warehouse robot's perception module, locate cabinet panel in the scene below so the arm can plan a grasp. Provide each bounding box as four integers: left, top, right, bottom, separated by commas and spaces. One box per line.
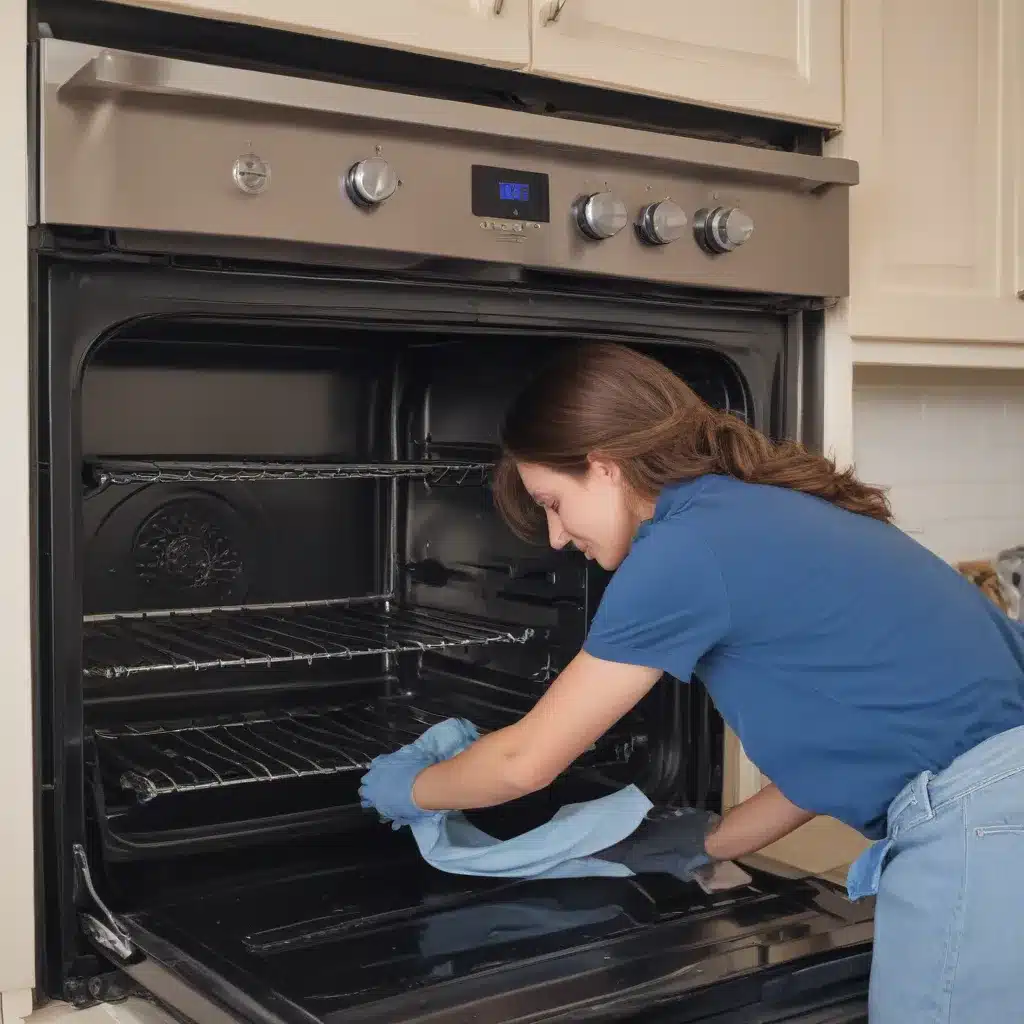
108, 0, 531, 68
0, 0, 36, 996
1017, 5, 1024, 303
528, 0, 842, 126
845, 0, 1024, 343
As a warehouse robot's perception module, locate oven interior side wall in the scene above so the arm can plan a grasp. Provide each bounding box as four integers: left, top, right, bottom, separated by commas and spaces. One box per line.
38, 264, 786, 995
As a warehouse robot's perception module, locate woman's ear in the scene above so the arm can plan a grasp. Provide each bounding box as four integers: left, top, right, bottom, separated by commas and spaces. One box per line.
586, 453, 622, 485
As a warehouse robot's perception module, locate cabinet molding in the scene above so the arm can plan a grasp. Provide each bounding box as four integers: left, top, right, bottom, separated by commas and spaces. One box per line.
853, 338, 1024, 369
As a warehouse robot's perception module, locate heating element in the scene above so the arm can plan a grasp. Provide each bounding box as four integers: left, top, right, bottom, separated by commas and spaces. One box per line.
87, 458, 492, 488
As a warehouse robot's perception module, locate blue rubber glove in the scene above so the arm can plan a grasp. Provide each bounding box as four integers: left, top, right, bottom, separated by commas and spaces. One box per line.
359, 718, 481, 830
359, 747, 437, 830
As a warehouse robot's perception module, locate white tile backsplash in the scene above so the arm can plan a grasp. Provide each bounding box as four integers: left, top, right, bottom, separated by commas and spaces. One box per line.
853, 366, 1024, 563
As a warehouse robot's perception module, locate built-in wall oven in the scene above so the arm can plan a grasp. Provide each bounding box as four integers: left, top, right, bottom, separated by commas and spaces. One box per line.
31, 8, 872, 1022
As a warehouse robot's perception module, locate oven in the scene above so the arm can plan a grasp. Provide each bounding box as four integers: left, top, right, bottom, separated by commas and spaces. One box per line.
31, 11, 872, 1022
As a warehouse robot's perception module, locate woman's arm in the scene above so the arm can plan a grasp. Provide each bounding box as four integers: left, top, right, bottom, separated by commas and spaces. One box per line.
411, 650, 663, 811
409, 648, 817, 860
704, 783, 816, 860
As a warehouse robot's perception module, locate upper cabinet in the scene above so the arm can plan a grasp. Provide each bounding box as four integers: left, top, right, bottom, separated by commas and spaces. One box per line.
106, 0, 843, 125
107, 0, 532, 68
529, 0, 843, 126
843, 0, 1024, 345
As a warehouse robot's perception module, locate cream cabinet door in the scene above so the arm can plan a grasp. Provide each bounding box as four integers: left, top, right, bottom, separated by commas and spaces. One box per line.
844, 0, 1024, 344
108, 0, 531, 68
528, 0, 842, 126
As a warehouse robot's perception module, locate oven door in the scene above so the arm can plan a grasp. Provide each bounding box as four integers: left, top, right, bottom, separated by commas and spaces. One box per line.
87, 854, 871, 1024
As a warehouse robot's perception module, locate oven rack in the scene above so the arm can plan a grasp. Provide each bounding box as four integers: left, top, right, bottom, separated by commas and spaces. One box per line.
86, 457, 492, 488
83, 602, 535, 679
93, 699, 457, 801
93, 691, 640, 803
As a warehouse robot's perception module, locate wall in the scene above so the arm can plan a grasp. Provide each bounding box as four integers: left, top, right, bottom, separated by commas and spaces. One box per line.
853, 365, 1024, 564
0, 0, 38, 1011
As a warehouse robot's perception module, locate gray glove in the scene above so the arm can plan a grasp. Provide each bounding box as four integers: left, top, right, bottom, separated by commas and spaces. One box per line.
596, 806, 721, 881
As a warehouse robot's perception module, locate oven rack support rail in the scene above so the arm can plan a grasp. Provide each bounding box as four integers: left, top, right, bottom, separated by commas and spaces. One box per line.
85, 458, 493, 490
83, 602, 535, 679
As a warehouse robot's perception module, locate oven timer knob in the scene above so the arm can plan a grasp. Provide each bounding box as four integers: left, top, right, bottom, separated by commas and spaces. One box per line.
573, 192, 628, 240
636, 199, 688, 245
345, 157, 398, 208
694, 206, 755, 254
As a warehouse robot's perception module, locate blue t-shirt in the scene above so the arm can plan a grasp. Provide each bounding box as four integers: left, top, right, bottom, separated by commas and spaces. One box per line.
583, 475, 1024, 838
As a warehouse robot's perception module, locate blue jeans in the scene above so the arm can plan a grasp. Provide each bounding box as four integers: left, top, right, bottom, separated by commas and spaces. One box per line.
846, 725, 1024, 1023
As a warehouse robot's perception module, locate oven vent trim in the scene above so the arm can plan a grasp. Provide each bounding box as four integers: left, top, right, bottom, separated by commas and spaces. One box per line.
85, 458, 493, 490
82, 602, 535, 679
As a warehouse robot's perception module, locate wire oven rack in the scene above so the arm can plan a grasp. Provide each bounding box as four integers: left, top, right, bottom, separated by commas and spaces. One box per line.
94, 692, 642, 803
86, 458, 492, 488
83, 602, 535, 679
93, 698, 457, 801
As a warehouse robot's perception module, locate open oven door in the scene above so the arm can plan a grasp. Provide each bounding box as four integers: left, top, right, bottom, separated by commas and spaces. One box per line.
77, 843, 872, 1024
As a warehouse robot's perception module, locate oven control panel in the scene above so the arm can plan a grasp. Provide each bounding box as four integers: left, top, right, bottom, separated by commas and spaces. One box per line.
330, 158, 754, 256
40, 40, 855, 298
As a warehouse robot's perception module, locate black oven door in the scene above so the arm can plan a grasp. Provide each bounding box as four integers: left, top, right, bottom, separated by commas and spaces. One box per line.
90, 854, 871, 1024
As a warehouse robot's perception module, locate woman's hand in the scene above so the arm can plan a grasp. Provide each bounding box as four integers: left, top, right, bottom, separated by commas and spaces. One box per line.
704, 783, 816, 860
411, 650, 663, 812
358, 746, 439, 829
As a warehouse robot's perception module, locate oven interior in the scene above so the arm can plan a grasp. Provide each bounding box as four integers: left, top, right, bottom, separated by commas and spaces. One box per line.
79, 321, 743, 861
64, 318, 747, 999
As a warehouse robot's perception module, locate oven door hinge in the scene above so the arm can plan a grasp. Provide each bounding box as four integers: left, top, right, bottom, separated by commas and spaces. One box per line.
72, 843, 135, 961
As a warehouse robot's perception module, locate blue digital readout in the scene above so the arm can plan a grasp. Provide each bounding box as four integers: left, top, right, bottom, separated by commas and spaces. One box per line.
472, 165, 549, 222
498, 181, 531, 202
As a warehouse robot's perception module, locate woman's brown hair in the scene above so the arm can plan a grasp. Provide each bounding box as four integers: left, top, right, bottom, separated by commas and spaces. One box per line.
494, 342, 891, 540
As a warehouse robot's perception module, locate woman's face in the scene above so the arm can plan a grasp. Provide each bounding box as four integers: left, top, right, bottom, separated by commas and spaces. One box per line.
516, 460, 653, 571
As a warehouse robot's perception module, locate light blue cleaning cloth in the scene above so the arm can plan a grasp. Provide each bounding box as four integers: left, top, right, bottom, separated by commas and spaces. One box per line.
406, 718, 653, 880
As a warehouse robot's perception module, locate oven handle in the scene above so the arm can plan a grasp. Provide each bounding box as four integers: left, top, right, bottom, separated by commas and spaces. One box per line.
49, 40, 857, 194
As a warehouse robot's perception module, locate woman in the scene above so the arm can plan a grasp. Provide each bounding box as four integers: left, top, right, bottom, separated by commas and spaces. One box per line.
361, 342, 1024, 1022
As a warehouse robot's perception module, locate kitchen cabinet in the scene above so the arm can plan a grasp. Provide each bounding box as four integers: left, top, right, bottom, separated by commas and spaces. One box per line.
107, 0, 532, 68
528, 0, 843, 125
109, 0, 842, 125
844, 0, 1024, 345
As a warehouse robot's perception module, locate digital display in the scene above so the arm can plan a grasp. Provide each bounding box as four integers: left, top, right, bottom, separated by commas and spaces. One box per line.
472, 165, 550, 222
498, 181, 531, 202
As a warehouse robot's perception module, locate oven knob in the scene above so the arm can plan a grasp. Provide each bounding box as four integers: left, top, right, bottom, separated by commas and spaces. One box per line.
636, 199, 688, 245
232, 154, 271, 195
345, 157, 398, 208
573, 192, 628, 240
694, 206, 755, 254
